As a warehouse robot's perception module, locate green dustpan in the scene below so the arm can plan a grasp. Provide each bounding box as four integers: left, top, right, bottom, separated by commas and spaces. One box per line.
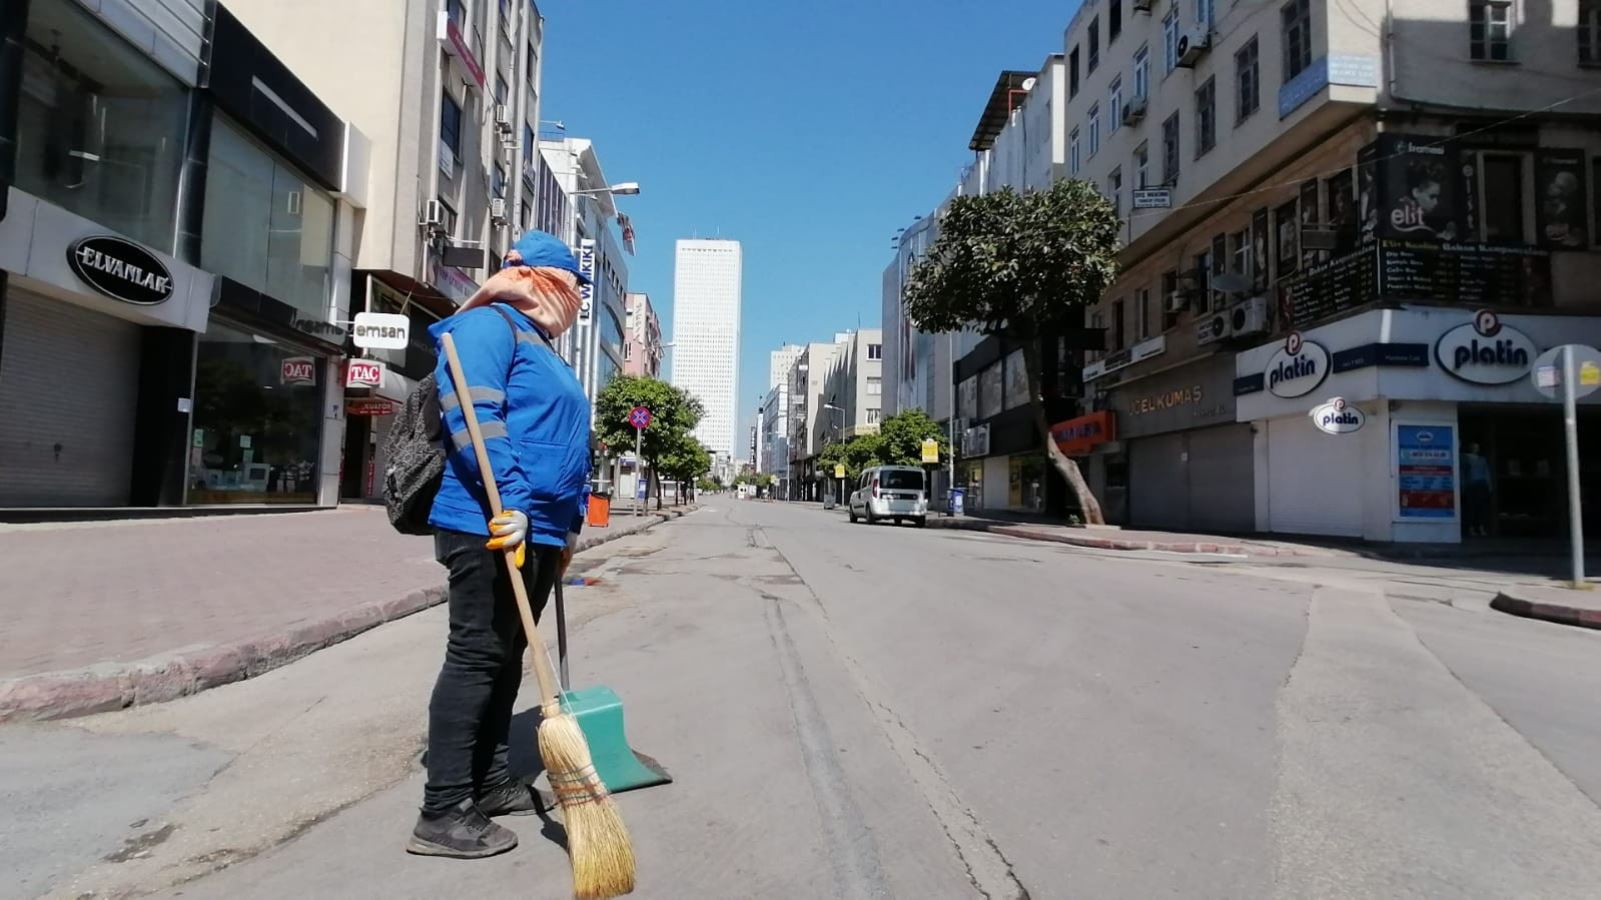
554, 581, 672, 794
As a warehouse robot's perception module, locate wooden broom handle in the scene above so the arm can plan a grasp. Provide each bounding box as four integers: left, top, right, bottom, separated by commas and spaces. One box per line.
440, 333, 562, 709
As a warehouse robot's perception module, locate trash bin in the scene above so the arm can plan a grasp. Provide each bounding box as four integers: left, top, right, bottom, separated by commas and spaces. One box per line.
586, 492, 612, 528
948, 487, 965, 517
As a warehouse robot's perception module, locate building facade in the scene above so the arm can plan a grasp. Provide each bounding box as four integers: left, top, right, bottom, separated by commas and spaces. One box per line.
1059, 0, 1601, 542
623, 291, 661, 377
823, 329, 885, 438
670, 238, 742, 458
227, 0, 549, 503
787, 340, 843, 500
0, 0, 368, 512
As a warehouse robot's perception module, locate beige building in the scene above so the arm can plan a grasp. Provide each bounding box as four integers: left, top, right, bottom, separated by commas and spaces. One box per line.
823, 330, 885, 439
226, 0, 547, 500
623, 292, 662, 378
787, 340, 845, 500
1035, 0, 1601, 542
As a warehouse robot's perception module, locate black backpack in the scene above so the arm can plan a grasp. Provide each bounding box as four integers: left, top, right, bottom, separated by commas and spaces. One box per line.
381, 306, 521, 535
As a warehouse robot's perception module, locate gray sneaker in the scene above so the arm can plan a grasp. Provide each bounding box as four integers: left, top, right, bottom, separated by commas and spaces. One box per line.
406, 799, 518, 859
476, 780, 556, 817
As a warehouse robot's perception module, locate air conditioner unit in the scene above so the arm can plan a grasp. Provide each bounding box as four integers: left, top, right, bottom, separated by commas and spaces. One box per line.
1230, 295, 1271, 338
1121, 97, 1147, 126
1195, 311, 1231, 346
1176, 29, 1212, 67
420, 199, 446, 230
1132, 0, 1154, 11
1166, 291, 1189, 314
494, 104, 514, 133
489, 197, 508, 224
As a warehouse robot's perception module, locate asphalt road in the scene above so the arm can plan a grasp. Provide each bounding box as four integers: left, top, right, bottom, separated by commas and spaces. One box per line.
10, 502, 1601, 899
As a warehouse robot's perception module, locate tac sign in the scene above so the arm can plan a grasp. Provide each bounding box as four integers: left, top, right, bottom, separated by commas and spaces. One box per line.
345, 359, 387, 389
629, 406, 653, 430
921, 438, 940, 464
1310, 397, 1365, 435
1532, 344, 1601, 400
351, 312, 411, 350
281, 357, 317, 386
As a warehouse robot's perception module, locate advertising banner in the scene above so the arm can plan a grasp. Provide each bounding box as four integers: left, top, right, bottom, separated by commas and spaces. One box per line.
1397, 424, 1456, 519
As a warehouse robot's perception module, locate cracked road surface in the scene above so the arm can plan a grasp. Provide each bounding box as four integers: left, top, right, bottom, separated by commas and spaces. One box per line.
15, 502, 1601, 898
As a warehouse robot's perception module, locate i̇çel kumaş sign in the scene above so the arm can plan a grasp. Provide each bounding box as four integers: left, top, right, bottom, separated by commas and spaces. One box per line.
65, 235, 174, 306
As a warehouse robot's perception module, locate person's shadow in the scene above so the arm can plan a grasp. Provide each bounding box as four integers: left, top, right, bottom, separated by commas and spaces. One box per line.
508, 706, 569, 849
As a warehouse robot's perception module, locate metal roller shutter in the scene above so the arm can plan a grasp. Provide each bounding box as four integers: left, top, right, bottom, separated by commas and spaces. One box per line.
1185, 424, 1255, 533
0, 291, 142, 506
1130, 433, 1188, 528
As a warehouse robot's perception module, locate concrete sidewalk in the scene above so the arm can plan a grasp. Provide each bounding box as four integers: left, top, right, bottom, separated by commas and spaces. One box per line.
0, 506, 693, 722
924, 514, 1338, 557
1491, 585, 1601, 630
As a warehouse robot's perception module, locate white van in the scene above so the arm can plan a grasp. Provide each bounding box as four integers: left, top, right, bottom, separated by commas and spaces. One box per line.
848, 465, 929, 527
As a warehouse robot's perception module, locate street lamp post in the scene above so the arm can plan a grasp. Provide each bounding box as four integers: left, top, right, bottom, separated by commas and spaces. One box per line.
823, 401, 845, 509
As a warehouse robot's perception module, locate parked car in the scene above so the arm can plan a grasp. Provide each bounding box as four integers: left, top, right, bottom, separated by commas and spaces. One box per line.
848, 465, 929, 527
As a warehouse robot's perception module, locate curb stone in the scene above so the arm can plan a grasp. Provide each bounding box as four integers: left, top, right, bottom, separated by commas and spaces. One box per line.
1490, 589, 1601, 631
0, 507, 694, 723
927, 518, 1324, 557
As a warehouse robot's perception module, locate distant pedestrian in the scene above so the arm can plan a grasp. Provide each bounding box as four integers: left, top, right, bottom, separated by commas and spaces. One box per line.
1463, 443, 1493, 537
407, 231, 593, 860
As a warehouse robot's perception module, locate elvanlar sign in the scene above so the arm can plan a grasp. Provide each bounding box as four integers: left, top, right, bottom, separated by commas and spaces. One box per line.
66, 236, 174, 305
1435, 310, 1536, 385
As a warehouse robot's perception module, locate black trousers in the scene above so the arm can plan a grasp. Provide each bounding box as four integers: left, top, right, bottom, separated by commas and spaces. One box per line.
423, 529, 560, 813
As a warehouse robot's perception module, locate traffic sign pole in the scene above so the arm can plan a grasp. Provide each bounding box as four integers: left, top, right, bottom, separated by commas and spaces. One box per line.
634, 426, 643, 518
1563, 345, 1586, 587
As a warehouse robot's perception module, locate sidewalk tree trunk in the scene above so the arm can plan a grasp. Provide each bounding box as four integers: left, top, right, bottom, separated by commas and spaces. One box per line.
902, 180, 1120, 525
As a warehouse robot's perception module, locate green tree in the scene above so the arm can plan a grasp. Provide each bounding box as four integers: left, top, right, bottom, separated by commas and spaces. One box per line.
875, 409, 950, 466
658, 436, 711, 504
595, 376, 704, 509
903, 180, 1120, 523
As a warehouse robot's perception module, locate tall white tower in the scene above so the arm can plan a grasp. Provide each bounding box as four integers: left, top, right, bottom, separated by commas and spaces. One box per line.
670, 239, 743, 458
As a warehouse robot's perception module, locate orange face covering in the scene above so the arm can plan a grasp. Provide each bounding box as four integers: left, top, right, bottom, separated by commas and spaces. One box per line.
458, 265, 584, 337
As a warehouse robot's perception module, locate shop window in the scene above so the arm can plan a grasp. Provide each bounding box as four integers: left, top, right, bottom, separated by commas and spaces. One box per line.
1582, 1, 1601, 64
1481, 153, 1527, 243
1003, 349, 1029, 410
188, 322, 325, 505
14, 0, 188, 252
979, 362, 1004, 419
958, 375, 979, 420
202, 118, 336, 320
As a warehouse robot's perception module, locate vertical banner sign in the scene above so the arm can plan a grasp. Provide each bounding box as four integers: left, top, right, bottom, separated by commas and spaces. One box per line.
1356, 141, 1380, 245
577, 239, 596, 323
1396, 425, 1457, 519
1251, 208, 1270, 292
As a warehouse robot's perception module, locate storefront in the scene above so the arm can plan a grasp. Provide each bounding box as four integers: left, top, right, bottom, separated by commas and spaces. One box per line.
1095, 354, 1255, 532
1235, 308, 1601, 542
0, 0, 209, 510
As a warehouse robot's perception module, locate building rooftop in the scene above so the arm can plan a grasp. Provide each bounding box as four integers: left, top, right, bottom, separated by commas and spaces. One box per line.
969, 70, 1038, 151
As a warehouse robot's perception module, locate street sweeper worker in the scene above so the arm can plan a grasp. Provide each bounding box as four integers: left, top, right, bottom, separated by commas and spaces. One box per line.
408, 230, 592, 860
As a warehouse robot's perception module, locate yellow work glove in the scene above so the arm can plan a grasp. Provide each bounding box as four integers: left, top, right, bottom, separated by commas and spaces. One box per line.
486, 510, 529, 569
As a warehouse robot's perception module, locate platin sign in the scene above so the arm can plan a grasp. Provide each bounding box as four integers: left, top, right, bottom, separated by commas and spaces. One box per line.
345, 398, 398, 416
577, 239, 596, 323
1434, 309, 1536, 385
1310, 397, 1364, 434
351, 312, 411, 350
345, 359, 387, 389
66, 236, 174, 305
1265, 331, 1330, 398
281, 357, 317, 386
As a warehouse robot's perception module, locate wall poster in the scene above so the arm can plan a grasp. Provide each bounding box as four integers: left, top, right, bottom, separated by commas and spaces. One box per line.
1251, 208, 1270, 292
1535, 149, 1588, 249
1396, 424, 1457, 520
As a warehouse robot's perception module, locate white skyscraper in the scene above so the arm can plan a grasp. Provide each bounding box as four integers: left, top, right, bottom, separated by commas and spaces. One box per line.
770, 345, 804, 392
671, 239, 743, 458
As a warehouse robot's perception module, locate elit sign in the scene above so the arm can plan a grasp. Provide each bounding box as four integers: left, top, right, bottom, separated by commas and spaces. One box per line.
1435, 310, 1536, 385
1310, 397, 1365, 434
1266, 331, 1330, 398
65, 236, 174, 305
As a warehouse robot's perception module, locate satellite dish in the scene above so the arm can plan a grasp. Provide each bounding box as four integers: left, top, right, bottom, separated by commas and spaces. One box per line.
1021, 77, 1038, 91
1212, 272, 1252, 294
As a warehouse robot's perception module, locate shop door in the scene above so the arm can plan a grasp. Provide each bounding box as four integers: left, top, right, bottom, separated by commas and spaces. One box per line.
1267, 415, 1363, 537
1129, 433, 1189, 529
1186, 425, 1255, 533
0, 291, 142, 506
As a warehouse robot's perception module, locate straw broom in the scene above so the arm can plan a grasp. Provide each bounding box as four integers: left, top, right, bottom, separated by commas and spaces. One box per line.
442, 332, 636, 899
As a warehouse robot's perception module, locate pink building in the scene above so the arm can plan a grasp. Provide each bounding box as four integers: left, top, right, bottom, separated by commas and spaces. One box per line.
623, 292, 662, 378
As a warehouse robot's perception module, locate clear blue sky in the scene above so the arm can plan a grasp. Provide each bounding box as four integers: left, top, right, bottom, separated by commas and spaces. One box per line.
539, 1, 1073, 454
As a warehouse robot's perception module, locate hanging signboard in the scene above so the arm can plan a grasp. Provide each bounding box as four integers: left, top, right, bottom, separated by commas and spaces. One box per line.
1309, 397, 1364, 434
345, 359, 387, 389
577, 239, 596, 323
351, 312, 411, 350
